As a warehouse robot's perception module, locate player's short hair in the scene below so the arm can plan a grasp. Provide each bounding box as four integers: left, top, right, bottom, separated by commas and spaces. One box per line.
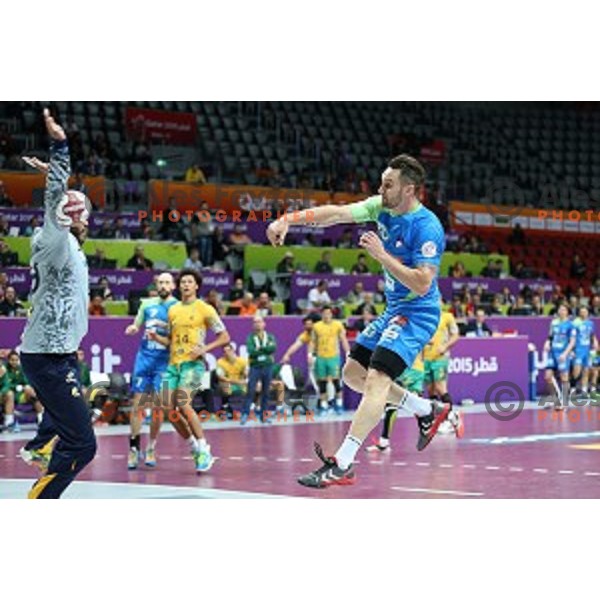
302, 316, 315, 324
322, 305, 332, 312
177, 268, 203, 288
388, 154, 426, 188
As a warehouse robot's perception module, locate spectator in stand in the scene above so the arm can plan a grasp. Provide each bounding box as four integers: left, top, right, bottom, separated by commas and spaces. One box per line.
471, 292, 482, 314
228, 224, 252, 250
591, 277, 600, 297
0, 240, 19, 267
0, 271, 7, 299
512, 261, 527, 279
354, 292, 378, 316
126, 245, 154, 271
0, 216, 9, 236
228, 278, 246, 302
89, 293, 106, 317
205, 289, 224, 316
346, 281, 366, 304
550, 284, 566, 306
23, 216, 41, 236
307, 280, 331, 311
314, 250, 334, 274
0, 287, 24, 316
508, 223, 526, 245
184, 247, 203, 272
463, 290, 476, 317
87, 248, 111, 269
531, 294, 544, 316
481, 259, 501, 279
448, 295, 462, 318
374, 279, 386, 304
232, 292, 257, 317
256, 292, 273, 317
336, 228, 354, 249
488, 295, 504, 316
300, 233, 318, 247
576, 285, 589, 307
508, 295, 533, 316
185, 164, 207, 185
568, 295, 580, 317
196, 201, 215, 266
352, 306, 377, 333
449, 261, 466, 278
212, 226, 230, 266
114, 217, 131, 240
590, 294, 600, 317
97, 276, 114, 301
160, 198, 180, 241
76, 349, 92, 401
464, 308, 493, 338
570, 254, 587, 280
97, 219, 115, 239
0, 180, 14, 207
276, 251, 295, 274
350, 253, 370, 275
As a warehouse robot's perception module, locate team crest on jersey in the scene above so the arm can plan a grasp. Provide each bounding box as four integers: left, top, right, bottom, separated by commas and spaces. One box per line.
392, 315, 408, 327
148, 308, 158, 318
421, 241, 437, 258
377, 222, 390, 241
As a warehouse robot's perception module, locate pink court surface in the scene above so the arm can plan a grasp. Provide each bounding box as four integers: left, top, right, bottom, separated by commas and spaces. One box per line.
2, 405, 600, 498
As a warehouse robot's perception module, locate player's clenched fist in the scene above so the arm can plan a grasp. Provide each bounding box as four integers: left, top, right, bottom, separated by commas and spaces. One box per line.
266, 219, 289, 246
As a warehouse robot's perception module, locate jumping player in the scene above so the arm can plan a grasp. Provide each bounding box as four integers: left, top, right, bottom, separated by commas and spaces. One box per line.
125, 272, 178, 470
18, 109, 96, 498
267, 154, 449, 488
310, 306, 350, 414
544, 303, 577, 410
148, 269, 230, 473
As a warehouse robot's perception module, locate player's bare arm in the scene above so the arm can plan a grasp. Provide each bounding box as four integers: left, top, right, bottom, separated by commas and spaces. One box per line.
359, 231, 435, 296
266, 204, 355, 246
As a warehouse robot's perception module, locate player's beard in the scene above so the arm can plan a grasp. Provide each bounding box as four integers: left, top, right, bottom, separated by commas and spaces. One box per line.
70, 222, 88, 246
158, 289, 170, 299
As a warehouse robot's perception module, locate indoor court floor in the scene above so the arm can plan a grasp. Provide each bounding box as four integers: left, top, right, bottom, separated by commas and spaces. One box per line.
3, 404, 600, 498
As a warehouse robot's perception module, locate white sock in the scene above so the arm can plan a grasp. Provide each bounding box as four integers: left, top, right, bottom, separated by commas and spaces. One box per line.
37, 412, 43, 424
335, 434, 362, 470
147, 439, 156, 451
198, 437, 208, 450
188, 436, 199, 452
4, 414, 14, 427
378, 437, 390, 447
401, 390, 433, 417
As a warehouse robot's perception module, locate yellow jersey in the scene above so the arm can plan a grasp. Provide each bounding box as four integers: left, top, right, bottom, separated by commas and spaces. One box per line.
423, 312, 459, 361
312, 320, 345, 359
411, 352, 425, 372
168, 299, 226, 365
216, 356, 248, 381
297, 330, 311, 345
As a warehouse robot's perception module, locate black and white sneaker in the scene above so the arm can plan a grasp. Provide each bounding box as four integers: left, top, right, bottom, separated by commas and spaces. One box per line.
297, 443, 356, 488
416, 401, 450, 451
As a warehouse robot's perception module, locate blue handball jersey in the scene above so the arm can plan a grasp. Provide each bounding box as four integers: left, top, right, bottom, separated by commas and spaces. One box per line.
134, 297, 178, 355
573, 317, 595, 351
350, 195, 445, 314
549, 318, 576, 353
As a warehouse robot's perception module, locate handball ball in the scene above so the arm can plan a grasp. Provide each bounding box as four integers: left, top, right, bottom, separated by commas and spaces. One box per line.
63, 190, 91, 223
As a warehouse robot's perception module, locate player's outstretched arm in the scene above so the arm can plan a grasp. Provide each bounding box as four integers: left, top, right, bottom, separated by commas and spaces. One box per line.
267, 204, 357, 246
281, 339, 303, 363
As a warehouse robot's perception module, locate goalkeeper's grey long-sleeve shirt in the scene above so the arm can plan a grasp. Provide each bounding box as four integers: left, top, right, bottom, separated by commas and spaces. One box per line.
20, 139, 89, 354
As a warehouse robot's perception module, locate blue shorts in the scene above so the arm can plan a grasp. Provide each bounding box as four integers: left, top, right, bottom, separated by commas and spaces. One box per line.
355, 306, 441, 369
131, 351, 170, 394
573, 349, 592, 369
546, 351, 571, 373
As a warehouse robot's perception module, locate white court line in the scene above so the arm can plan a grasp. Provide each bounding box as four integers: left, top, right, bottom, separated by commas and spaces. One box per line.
299, 458, 313, 462
228, 456, 244, 461
439, 464, 453, 468
276, 458, 290, 462
111, 455, 126, 459
558, 470, 574, 475
533, 468, 549, 474
463, 464, 476, 469
415, 462, 430, 467
369, 460, 384, 465
485, 465, 501, 471
509, 467, 524, 472
252, 457, 267, 461
584, 472, 600, 476
390, 486, 484, 497
392, 462, 407, 467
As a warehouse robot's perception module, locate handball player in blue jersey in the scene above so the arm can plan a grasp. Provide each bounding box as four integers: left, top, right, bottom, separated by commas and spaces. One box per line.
125, 272, 180, 470
543, 303, 577, 410
572, 306, 597, 397
267, 155, 450, 488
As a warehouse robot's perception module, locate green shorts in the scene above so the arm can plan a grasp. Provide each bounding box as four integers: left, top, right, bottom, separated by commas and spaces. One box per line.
230, 383, 246, 396
164, 361, 206, 392
397, 367, 425, 394
315, 356, 340, 380
424, 359, 449, 385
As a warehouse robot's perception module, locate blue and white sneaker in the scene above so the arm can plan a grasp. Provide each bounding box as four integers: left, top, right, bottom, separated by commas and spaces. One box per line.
194, 444, 215, 473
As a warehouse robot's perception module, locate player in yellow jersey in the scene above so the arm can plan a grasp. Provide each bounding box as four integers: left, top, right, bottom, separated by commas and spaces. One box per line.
148, 269, 230, 473
366, 351, 425, 452
310, 307, 350, 414
216, 343, 249, 418
423, 299, 462, 436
